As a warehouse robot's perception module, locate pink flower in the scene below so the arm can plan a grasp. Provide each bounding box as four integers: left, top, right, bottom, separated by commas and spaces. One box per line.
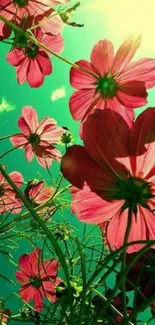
69, 37, 155, 123
61, 108, 155, 253
0, 169, 23, 214
16, 248, 61, 312
10, 106, 64, 168
0, 309, 10, 325
25, 180, 55, 205
7, 27, 64, 87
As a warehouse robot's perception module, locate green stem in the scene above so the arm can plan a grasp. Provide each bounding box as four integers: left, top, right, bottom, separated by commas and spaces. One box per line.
0, 15, 98, 79
0, 164, 72, 324
0, 134, 15, 141
121, 207, 132, 318
0, 146, 17, 159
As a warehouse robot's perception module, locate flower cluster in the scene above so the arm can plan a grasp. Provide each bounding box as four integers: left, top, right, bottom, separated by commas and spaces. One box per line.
16, 248, 61, 311
0, 0, 71, 86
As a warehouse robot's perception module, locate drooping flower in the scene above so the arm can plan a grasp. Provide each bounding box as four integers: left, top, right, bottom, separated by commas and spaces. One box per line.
0, 169, 23, 214
7, 26, 64, 87
10, 106, 65, 168
16, 248, 61, 312
69, 37, 155, 123
61, 108, 155, 253
25, 179, 55, 206
0, 309, 10, 325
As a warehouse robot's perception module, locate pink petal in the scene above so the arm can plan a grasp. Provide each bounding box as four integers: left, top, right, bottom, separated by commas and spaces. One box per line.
10, 134, 28, 147
69, 89, 98, 121
83, 109, 131, 178
27, 59, 44, 88
111, 36, 141, 75
117, 91, 147, 108
16, 57, 29, 84
29, 248, 41, 275
70, 60, 97, 89
25, 143, 34, 162
71, 186, 124, 224
40, 260, 58, 278
20, 284, 35, 303
40, 31, 64, 53
91, 39, 114, 75
18, 116, 31, 136
61, 145, 115, 190
36, 155, 53, 168
18, 254, 32, 276
106, 206, 155, 253
104, 97, 135, 128
7, 48, 25, 66
38, 10, 63, 35
16, 271, 28, 283
33, 289, 43, 312
40, 125, 64, 142
117, 58, 155, 89
9, 171, 24, 187
37, 51, 52, 76
117, 80, 147, 108
130, 107, 155, 177
22, 106, 38, 133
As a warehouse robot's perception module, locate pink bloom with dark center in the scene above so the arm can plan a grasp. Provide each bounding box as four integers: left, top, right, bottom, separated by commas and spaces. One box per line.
10, 106, 64, 168
25, 180, 55, 205
61, 108, 155, 253
0, 170, 23, 214
16, 248, 61, 312
7, 27, 64, 87
69, 37, 155, 123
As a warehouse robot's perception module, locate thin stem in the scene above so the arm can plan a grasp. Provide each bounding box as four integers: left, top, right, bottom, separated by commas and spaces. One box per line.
0, 15, 98, 79
121, 207, 132, 318
0, 134, 15, 141
0, 146, 17, 159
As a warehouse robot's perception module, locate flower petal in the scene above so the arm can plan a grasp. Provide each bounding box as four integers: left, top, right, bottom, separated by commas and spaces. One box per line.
25, 143, 34, 162
130, 107, 155, 177
18, 116, 31, 136
7, 48, 25, 66
83, 109, 131, 178
18, 254, 32, 276
22, 106, 38, 133
117, 81, 147, 108
111, 36, 141, 75
71, 186, 123, 224
91, 39, 114, 75
9, 171, 24, 187
27, 59, 44, 88
70, 60, 97, 89
69, 89, 98, 121
61, 145, 115, 190
10, 134, 27, 147
117, 58, 155, 89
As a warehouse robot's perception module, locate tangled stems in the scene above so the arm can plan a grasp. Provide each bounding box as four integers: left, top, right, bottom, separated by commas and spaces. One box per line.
0, 15, 98, 79
0, 164, 73, 325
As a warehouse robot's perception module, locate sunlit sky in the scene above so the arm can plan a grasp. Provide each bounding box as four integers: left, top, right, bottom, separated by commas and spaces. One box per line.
83, 0, 155, 58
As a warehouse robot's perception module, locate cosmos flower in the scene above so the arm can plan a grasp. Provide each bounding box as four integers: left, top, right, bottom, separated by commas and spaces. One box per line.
69, 37, 155, 123
25, 179, 55, 205
0, 309, 10, 325
7, 27, 64, 87
61, 108, 155, 253
16, 248, 61, 312
10, 106, 64, 168
0, 169, 23, 214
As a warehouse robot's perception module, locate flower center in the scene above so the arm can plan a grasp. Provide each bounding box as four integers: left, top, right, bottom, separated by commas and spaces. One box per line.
0, 186, 5, 196
29, 277, 41, 288
110, 176, 153, 213
96, 74, 119, 98
28, 134, 40, 146
26, 45, 39, 59
13, 0, 29, 8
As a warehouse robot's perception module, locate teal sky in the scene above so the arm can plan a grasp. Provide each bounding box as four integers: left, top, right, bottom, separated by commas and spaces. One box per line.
1, 0, 155, 322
